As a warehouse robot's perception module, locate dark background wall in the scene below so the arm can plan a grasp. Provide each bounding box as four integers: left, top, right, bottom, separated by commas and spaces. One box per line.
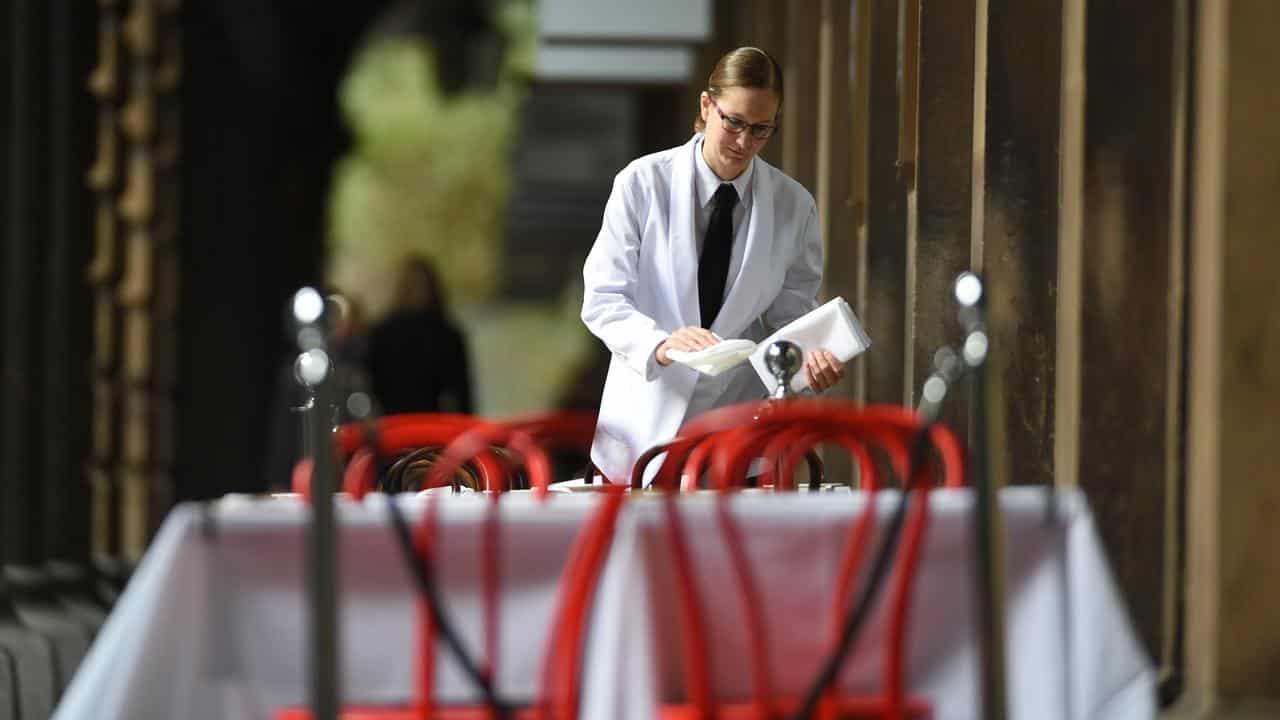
1, 0, 96, 572
176, 2, 394, 501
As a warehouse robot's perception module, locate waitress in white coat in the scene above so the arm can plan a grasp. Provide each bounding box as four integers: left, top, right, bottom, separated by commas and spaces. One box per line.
581, 47, 846, 485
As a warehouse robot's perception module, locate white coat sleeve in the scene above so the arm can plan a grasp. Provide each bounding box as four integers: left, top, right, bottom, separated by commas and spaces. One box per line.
581, 168, 671, 381
762, 198, 823, 331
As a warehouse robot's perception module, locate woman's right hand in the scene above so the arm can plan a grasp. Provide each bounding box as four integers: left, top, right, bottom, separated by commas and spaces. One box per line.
655, 326, 722, 366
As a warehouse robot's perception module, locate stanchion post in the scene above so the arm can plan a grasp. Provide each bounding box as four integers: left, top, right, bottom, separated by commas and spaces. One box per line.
953, 272, 1007, 720
291, 287, 339, 720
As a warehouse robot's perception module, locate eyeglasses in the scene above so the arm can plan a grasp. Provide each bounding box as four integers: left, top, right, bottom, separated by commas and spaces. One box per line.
708, 95, 778, 140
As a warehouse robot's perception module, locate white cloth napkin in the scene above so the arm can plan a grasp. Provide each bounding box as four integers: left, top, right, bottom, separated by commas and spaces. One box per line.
748, 296, 871, 393
664, 338, 757, 376
663, 297, 871, 393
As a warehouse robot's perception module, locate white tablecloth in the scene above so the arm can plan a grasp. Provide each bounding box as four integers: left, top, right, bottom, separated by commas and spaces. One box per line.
54, 488, 1154, 720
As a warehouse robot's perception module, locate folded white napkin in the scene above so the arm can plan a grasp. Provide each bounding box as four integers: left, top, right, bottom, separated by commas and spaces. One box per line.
748, 296, 872, 393
665, 338, 757, 377
663, 297, 871, 393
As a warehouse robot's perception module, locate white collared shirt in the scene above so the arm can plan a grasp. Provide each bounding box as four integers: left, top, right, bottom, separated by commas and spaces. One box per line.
684, 137, 756, 423
692, 136, 754, 261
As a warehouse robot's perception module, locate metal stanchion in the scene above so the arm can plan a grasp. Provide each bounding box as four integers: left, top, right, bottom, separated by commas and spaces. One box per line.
781, 277, 1008, 720
290, 287, 339, 720
761, 340, 804, 487
953, 272, 1008, 720
913, 272, 1007, 720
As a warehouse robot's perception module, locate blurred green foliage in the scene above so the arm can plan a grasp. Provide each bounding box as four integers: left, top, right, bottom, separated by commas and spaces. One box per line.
326, 2, 601, 417
328, 0, 536, 319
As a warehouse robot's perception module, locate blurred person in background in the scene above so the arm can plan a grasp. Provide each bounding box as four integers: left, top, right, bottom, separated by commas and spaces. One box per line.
581, 46, 846, 484
368, 256, 474, 415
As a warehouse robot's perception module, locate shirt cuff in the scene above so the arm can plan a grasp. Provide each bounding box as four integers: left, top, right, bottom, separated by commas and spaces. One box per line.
639, 330, 670, 382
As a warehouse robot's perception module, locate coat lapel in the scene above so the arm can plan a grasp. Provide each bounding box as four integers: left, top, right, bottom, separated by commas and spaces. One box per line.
711, 160, 775, 337
668, 136, 702, 328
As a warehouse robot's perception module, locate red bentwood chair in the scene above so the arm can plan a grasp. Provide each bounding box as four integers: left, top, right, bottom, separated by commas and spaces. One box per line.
277, 410, 621, 720
647, 398, 964, 719
292, 413, 497, 500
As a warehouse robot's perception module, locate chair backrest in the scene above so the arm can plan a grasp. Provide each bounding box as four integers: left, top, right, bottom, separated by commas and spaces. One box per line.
653, 401, 963, 719
757, 425, 878, 490
410, 487, 628, 720
310, 411, 601, 500
637, 399, 965, 493
423, 411, 600, 497
293, 413, 499, 500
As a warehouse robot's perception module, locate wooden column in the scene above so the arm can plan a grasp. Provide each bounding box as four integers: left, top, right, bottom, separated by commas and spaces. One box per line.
782, 0, 821, 195
115, 0, 180, 564
86, 0, 124, 581
84, 0, 180, 569
117, 0, 154, 565
980, 0, 1063, 486
816, 0, 857, 327
816, 0, 857, 484
911, 0, 977, 431
1181, 0, 1280, 715
863, 0, 908, 406
1073, 0, 1188, 688
849, 0, 872, 403
749, 0, 789, 168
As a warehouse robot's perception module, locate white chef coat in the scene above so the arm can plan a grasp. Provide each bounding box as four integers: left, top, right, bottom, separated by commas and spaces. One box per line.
581, 134, 822, 485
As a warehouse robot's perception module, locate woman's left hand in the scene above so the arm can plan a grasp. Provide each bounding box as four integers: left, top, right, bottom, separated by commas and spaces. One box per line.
804, 349, 846, 393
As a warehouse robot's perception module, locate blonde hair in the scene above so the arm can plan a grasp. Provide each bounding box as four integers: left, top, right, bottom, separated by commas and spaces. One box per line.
693, 46, 784, 133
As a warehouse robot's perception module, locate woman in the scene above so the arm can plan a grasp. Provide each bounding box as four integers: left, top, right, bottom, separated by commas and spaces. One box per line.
581, 47, 846, 485
367, 256, 474, 415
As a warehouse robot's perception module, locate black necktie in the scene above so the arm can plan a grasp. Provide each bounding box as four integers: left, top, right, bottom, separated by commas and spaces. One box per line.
698, 183, 739, 329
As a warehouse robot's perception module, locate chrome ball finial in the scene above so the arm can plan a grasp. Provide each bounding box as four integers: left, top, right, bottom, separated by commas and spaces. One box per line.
292, 287, 325, 325
294, 348, 331, 388
290, 286, 329, 352
764, 340, 804, 399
